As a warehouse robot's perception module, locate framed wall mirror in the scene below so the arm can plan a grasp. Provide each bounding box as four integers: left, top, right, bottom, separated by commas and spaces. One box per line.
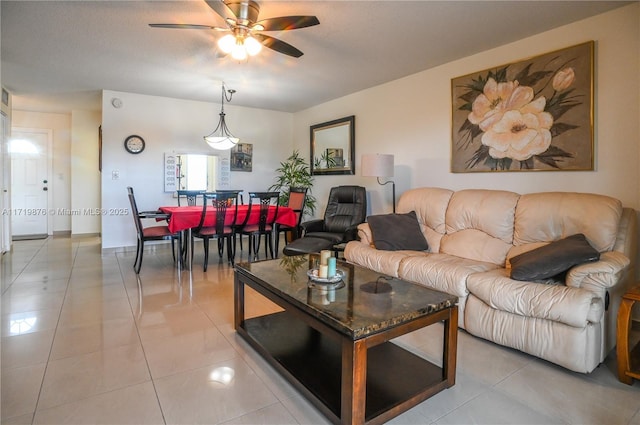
310, 115, 355, 175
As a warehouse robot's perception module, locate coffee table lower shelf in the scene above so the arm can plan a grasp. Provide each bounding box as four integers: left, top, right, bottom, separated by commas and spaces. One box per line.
238, 310, 448, 424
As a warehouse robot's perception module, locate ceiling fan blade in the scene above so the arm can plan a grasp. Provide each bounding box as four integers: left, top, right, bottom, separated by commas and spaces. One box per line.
255, 16, 319, 31
253, 34, 303, 58
205, 0, 238, 22
149, 24, 226, 31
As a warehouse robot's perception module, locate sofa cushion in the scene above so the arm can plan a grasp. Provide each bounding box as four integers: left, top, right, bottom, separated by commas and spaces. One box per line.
513, 192, 622, 252
442, 189, 519, 266
398, 253, 499, 298
344, 241, 427, 278
510, 234, 600, 281
467, 269, 604, 327
445, 189, 520, 244
397, 187, 453, 252
367, 211, 429, 251
440, 229, 512, 267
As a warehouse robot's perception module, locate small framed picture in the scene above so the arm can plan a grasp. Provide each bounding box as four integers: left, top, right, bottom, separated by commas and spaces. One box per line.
231, 143, 253, 172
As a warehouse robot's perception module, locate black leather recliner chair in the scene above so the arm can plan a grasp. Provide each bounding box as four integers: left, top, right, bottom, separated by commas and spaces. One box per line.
301, 185, 367, 244
281, 185, 367, 257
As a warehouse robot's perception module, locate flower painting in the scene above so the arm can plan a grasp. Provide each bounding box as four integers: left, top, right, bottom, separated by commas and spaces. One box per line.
451, 41, 593, 172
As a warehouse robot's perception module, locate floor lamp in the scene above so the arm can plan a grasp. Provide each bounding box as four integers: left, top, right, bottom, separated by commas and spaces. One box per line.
362, 154, 395, 213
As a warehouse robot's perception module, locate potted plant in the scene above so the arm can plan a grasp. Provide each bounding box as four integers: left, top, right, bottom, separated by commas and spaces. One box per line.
269, 150, 316, 217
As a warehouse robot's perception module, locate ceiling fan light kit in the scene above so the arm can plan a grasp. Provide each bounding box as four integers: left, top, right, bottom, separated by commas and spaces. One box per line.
217, 33, 262, 60
204, 84, 240, 150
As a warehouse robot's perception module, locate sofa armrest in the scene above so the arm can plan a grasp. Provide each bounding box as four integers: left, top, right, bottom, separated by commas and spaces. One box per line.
356, 223, 373, 246
301, 219, 325, 234
566, 251, 631, 290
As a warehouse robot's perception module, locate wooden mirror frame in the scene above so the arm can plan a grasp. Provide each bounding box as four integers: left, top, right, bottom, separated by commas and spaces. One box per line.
310, 115, 355, 176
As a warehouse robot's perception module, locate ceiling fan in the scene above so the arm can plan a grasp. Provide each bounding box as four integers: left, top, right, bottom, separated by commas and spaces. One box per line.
149, 0, 319, 59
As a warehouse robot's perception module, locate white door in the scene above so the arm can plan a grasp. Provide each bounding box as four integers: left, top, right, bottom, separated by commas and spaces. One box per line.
10, 129, 50, 238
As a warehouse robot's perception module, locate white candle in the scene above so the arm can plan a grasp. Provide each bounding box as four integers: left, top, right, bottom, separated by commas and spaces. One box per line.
320, 250, 332, 265
318, 264, 328, 278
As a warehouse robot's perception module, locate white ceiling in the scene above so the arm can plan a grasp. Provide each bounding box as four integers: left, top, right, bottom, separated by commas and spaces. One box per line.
1, 0, 631, 114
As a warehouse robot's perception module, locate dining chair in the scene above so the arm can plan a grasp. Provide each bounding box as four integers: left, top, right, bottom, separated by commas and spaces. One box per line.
177, 189, 205, 206
215, 190, 247, 250
215, 189, 245, 205
238, 191, 280, 261
274, 187, 308, 256
127, 186, 179, 274
192, 191, 240, 271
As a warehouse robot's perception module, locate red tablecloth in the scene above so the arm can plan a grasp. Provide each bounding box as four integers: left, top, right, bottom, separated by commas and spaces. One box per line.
159, 205, 296, 234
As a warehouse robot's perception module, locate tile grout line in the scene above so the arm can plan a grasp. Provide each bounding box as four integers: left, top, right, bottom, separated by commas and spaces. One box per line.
116, 250, 168, 425
1, 238, 48, 297
29, 237, 78, 424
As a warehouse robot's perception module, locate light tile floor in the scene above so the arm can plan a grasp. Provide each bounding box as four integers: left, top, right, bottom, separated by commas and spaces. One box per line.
1, 236, 639, 424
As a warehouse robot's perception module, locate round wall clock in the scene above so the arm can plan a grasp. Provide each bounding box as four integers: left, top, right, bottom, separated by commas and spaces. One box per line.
124, 135, 145, 154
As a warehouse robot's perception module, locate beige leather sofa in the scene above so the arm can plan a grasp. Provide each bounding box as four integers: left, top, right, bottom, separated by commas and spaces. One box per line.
345, 188, 637, 373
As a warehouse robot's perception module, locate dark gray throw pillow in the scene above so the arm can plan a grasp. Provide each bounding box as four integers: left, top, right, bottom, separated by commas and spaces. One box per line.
510, 233, 600, 281
367, 211, 428, 251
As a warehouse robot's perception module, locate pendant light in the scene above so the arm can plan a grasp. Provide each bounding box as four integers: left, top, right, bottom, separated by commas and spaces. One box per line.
204, 84, 239, 150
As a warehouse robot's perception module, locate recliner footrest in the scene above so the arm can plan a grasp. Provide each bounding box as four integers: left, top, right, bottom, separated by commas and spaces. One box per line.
283, 237, 335, 256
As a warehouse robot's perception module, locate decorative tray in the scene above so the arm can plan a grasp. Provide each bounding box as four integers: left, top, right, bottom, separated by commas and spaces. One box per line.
307, 268, 346, 284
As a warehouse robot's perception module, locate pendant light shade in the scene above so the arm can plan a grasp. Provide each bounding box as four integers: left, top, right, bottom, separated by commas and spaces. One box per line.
204, 84, 239, 150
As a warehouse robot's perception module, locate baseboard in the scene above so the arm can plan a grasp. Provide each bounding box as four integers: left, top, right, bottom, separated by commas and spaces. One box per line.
12, 234, 47, 240
71, 232, 100, 239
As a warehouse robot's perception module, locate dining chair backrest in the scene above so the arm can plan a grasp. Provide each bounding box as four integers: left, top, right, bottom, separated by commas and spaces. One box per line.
287, 187, 308, 228
196, 191, 240, 236
215, 189, 245, 205
127, 187, 143, 238
177, 189, 205, 206
245, 191, 280, 232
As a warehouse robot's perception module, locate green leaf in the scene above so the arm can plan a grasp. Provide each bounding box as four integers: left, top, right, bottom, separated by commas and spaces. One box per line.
546, 102, 579, 121
533, 146, 574, 168
550, 122, 579, 138
457, 119, 483, 150
268, 150, 317, 216
458, 89, 478, 104
466, 144, 490, 169
518, 70, 553, 87
514, 63, 533, 83
519, 158, 534, 169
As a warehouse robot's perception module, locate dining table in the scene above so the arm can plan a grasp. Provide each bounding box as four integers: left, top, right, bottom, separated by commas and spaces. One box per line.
159, 204, 297, 270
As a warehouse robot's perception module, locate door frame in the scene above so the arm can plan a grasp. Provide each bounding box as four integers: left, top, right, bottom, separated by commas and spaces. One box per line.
1, 112, 10, 252
11, 127, 54, 236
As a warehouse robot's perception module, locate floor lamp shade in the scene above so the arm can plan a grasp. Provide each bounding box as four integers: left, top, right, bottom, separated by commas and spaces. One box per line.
361, 154, 396, 213
361, 154, 394, 177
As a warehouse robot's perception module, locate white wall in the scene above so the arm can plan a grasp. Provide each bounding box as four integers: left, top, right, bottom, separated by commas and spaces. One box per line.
100, 90, 293, 249
12, 110, 72, 232
294, 4, 640, 217
71, 109, 101, 235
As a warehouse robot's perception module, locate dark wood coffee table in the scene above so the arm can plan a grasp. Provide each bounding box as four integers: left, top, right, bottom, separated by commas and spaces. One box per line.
234, 256, 458, 425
